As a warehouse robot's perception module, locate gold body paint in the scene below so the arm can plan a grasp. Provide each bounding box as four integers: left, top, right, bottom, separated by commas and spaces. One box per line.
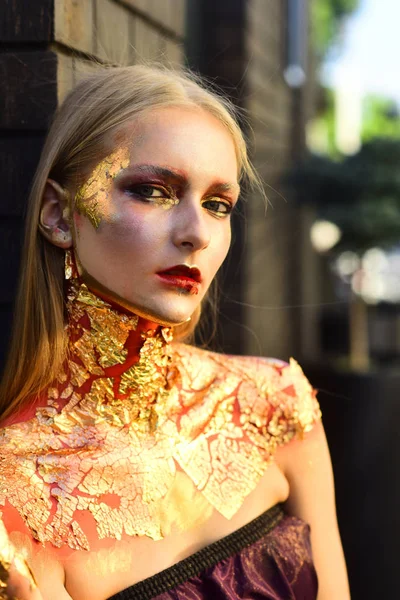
0, 258, 321, 552
74, 147, 130, 229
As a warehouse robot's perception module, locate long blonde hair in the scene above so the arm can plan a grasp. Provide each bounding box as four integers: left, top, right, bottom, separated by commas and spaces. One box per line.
0, 64, 262, 419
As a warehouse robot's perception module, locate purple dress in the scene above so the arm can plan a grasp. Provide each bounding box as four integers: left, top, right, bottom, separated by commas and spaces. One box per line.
107, 505, 318, 600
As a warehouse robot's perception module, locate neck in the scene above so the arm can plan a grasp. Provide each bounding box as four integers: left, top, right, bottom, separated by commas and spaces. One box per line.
62, 273, 174, 430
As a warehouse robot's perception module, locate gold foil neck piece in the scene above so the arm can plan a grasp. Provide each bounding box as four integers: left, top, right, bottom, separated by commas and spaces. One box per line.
74, 147, 130, 229
0, 279, 320, 552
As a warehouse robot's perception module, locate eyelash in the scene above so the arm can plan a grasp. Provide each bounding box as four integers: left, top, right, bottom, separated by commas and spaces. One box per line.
123, 184, 234, 217
202, 198, 233, 217
123, 183, 172, 200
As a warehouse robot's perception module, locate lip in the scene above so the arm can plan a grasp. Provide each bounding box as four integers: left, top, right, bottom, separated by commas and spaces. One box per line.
157, 264, 202, 283
156, 264, 202, 295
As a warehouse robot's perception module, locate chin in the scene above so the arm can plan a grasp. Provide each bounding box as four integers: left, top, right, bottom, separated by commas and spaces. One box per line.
148, 307, 193, 327
80, 270, 196, 326
128, 296, 196, 327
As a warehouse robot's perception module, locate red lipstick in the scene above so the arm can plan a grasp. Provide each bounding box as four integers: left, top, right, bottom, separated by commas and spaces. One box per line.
156, 264, 202, 295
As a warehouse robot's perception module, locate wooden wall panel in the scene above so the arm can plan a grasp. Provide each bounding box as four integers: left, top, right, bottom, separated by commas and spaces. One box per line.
0, 0, 54, 42
187, 0, 248, 354
0, 0, 188, 371
0, 218, 23, 303
0, 135, 46, 216
0, 52, 57, 130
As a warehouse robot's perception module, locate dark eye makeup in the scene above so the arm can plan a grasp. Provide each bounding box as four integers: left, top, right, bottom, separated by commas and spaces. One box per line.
202, 198, 233, 217
120, 180, 235, 218
122, 183, 173, 200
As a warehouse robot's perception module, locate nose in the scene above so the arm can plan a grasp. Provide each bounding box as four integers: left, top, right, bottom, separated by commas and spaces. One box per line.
171, 198, 211, 251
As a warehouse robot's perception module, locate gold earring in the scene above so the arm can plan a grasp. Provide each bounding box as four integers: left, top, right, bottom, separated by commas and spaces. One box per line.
65, 249, 79, 281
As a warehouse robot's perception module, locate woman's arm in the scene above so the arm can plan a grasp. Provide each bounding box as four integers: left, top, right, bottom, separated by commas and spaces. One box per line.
275, 420, 350, 600
0, 520, 43, 600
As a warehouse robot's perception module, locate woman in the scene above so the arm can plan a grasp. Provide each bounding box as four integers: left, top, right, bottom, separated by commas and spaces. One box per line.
0, 65, 349, 599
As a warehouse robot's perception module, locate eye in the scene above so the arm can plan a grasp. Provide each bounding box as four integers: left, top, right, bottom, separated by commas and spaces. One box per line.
124, 184, 169, 199
202, 198, 233, 217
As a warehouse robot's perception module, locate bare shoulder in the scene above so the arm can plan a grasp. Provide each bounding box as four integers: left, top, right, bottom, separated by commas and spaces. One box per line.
172, 343, 321, 447
172, 341, 286, 372
173, 341, 304, 380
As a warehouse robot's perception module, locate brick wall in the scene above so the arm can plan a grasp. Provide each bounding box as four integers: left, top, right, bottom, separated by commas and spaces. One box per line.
0, 0, 186, 366
187, 0, 315, 360
244, 0, 318, 361
55, 0, 186, 98
0, 0, 315, 365
245, 0, 300, 359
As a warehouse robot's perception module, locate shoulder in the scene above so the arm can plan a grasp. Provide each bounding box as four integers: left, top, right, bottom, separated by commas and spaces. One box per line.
172, 341, 286, 374
172, 343, 321, 441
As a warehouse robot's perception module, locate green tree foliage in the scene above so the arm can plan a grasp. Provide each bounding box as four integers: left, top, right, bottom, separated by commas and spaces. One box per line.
312, 0, 360, 59
362, 95, 400, 142
290, 139, 400, 251
308, 91, 400, 159
302, 2, 400, 253
307, 87, 339, 157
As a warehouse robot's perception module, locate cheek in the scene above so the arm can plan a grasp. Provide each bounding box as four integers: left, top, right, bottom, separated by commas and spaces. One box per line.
101, 211, 158, 251
72, 212, 94, 250
77, 208, 165, 263
219, 225, 232, 260
209, 226, 231, 275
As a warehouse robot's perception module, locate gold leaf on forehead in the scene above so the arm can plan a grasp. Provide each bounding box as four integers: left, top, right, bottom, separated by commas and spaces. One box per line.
74, 147, 130, 229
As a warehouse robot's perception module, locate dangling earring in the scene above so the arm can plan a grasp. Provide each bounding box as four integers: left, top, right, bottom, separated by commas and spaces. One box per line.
65, 249, 79, 281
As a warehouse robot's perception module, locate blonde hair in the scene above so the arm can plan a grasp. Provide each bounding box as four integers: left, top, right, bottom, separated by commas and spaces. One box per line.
0, 64, 262, 419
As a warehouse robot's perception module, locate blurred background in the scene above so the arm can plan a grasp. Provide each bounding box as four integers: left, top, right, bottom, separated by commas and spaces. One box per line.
1, 0, 399, 597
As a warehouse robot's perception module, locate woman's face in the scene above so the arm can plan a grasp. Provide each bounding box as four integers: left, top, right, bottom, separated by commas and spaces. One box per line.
72, 106, 240, 325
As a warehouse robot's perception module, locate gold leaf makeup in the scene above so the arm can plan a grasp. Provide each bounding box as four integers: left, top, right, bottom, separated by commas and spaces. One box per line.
153, 195, 180, 211
74, 147, 130, 229
0, 270, 321, 550
0, 521, 38, 594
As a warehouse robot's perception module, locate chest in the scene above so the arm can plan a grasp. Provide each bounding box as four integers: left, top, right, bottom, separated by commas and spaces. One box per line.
0, 349, 295, 558
17, 462, 289, 600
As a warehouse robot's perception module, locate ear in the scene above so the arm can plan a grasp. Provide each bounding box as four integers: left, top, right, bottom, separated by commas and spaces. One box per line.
39, 179, 73, 249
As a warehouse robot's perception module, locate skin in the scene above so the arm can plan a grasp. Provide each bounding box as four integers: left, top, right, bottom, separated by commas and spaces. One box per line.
41, 106, 240, 326
12, 106, 350, 599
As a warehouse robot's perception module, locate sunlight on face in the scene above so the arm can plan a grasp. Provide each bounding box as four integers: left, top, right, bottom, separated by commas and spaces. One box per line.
72, 106, 240, 326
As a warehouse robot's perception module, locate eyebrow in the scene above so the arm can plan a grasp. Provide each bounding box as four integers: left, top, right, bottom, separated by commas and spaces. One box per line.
125, 164, 241, 195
